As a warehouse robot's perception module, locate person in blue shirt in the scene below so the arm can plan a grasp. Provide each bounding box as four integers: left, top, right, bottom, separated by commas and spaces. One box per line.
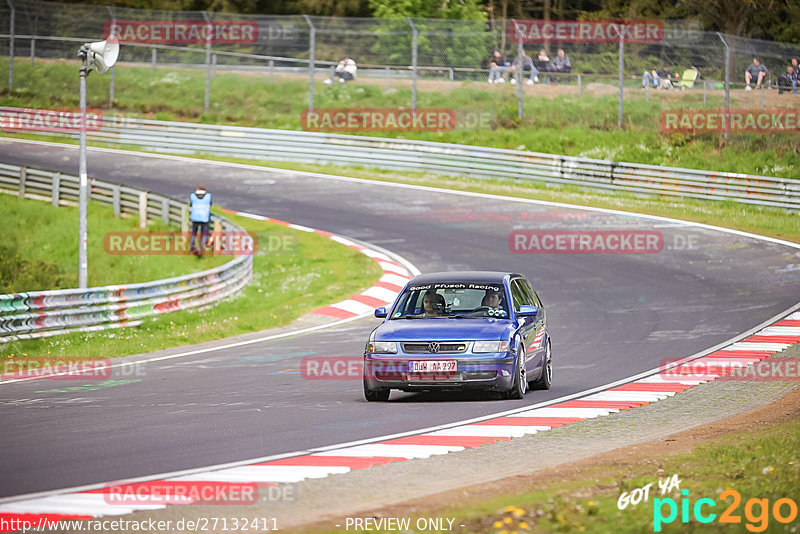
188, 185, 212, 257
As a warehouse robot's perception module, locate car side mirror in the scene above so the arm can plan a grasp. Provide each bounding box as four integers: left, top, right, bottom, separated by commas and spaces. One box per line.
517, 305, 538, 317
374, 306, 387, 318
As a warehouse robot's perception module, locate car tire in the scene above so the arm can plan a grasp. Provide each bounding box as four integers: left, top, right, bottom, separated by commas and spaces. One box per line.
364, 380, 390, 402
503, 344, 527, 400
529, 340, 552, 390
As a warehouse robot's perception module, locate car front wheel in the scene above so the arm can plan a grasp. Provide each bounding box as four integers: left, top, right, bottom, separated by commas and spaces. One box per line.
363, 379, 390, 402
503, 344, 527, 400
529, 340, 552, 390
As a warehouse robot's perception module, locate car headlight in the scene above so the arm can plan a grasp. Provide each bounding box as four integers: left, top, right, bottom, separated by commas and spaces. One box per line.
473, 340, 510, 353
368, 341, 397, 354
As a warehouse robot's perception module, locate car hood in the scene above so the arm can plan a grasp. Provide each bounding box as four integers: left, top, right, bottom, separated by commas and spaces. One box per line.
374, 318, 514, 341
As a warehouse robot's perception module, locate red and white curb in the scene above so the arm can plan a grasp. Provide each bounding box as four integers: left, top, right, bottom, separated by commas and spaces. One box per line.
218, 208, 414, 319
2, 310, 798, 530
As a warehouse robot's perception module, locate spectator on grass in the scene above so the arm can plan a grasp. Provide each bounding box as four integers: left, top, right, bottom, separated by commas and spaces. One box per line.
642, 65, 679, 89
509, 49, 538, 85
551, 49, 571, 83
778, 65, 796, 95
486, 50, 510, 83
323, 57, 357, 85
533, 49, 550, 83
791, 58, 799, 94
188, 184, 212, 258
744, 57, 767, 90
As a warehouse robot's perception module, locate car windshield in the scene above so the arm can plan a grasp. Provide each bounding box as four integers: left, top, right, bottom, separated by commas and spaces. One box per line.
391, 282, 510, 319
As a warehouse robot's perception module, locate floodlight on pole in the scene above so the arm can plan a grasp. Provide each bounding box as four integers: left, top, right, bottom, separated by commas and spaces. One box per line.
77, 35, 119, 289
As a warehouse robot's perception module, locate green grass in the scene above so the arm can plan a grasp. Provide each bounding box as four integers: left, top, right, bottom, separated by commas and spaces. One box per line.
0, 201, 383, 359
0, 193, 229, 293
2, 58, 798, 179
303, 415, 800, 533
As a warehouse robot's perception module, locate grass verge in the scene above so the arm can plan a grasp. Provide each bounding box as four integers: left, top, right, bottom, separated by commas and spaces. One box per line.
1, 58, 798, 179
0, 193, 228, 293
0, 201, 383, 359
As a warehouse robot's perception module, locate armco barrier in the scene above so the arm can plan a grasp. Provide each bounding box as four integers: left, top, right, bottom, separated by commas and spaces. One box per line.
8, 112, 797, 210
0, 162, 253, 343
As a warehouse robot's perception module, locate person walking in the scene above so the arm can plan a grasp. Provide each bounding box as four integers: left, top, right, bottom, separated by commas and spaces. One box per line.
189, 184, 212, 258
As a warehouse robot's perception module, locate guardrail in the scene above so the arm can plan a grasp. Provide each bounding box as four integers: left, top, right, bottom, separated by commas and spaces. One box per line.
23, 114, 799, 210
0, 162, 253, 343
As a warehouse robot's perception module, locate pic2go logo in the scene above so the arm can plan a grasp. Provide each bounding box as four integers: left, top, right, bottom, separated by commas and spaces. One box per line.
653, 489, 799, 532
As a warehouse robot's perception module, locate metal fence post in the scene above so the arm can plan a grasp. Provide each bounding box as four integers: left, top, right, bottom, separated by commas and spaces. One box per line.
618, 24, 624, 128
408, 17, 418, 113
18, 166, 26, 199
761, 85, 765, 109
161, 197, 170, 225
717, 32, 730, 141
151, 47, 156, 72
138, 191, 147, 228
181, 205, 189, 233
6, 0, 14, 91
577, 73, 581, 98
202, 11, 211, 113
107, 7, 115, 107
212, 53, 217, 79
52, 172, 60, 206
112, 185, 120, 216
269, 59, 274, 83
303, 15, 315, 112
385, 66, 390, 89
512, 20, 523, 120
449, 67, 453, 91
30, 36, 34, 65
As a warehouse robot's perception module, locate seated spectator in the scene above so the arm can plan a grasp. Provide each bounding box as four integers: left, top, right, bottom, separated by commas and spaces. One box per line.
323, 57, 357, 85
778, 65, 796, 95
486, 50, 510, 83
508, 49, 538, 85
551, 49, 571, 83
744, 57, 767, 90
642, 65, 679, 89
532, 49, 550, 83
791, 58, 799, 94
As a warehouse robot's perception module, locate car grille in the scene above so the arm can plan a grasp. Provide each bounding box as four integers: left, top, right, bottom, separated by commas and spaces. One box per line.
401, 342, 468, 354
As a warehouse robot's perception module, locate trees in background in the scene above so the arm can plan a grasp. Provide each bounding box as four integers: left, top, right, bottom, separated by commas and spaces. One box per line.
54, 0, 800, 41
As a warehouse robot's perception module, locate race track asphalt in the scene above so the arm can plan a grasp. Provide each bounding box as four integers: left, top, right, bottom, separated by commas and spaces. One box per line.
1, 140, 798, 498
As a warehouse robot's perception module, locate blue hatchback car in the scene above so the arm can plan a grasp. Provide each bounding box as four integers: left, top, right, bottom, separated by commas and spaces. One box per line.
363, 271, 551, 401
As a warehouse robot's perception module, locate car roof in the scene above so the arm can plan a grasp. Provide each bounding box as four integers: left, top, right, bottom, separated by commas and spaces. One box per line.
408, 271, 522, 285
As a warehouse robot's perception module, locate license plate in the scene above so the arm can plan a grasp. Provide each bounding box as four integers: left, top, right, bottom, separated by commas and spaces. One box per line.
408, 360, 457, 373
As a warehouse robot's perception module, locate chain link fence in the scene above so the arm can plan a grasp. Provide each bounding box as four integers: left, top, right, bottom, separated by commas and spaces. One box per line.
1, 1, 799, 130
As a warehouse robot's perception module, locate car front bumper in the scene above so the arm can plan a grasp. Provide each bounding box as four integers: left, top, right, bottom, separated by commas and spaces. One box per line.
363, 353, 516, 392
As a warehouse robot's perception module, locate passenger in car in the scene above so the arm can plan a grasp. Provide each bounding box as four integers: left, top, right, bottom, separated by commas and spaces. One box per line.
422, 290, 446, 316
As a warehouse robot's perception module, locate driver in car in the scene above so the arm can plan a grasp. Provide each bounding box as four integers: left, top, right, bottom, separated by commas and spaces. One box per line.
481, 290, 502, 308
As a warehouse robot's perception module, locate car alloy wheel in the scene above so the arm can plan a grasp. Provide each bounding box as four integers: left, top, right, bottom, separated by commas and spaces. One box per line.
530, 340, 552, 390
